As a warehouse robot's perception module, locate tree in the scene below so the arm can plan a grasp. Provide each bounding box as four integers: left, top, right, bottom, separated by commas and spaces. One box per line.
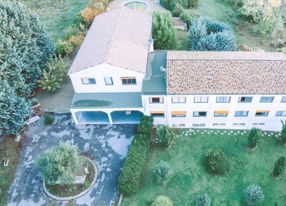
247, 128, 262, 149
0, 80, 31, 135
196, 193, 211, 206
244, 184, 265, 205
189, 17, 236, 51
179, 10, 194, 29
273, 156, 286, 177
0, 0, 54, 96
152, 12, 178, 50
154, 160, 171, 185
37, 143, 82, 185
204, 149, 229, 175
151, 195, 173, 206
281, 121, 286, 145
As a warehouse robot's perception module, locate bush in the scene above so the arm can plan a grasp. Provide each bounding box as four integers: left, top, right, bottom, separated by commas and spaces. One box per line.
36, 143, 81, 185
189, 17, 236, 51
204, 149, 228, 175
118, 116, 153, 196
151, 195, 173, 206
244, 184, 265, 205
44, 113, 55, 125
56, 40, 74, 55
179, 10, 195, 28
137, 116, 154, 136
247, 128, 261, 149
281, 121, 286, 144
81, 0, 107, 25
196, 193, 211, 206
38, 56, 70, 92
152, 125, 176, 147
152, 12, 178, 50
172, 3, 184, 17
273, 155, 286, 177
154, 160, 171, 185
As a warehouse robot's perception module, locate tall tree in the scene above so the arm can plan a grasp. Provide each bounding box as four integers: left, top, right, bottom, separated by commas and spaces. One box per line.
152, 12, 178, 50
0, 0, 54, 96
0, 80, 31, 135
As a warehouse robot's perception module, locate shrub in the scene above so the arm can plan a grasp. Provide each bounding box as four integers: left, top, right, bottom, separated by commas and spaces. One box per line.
152, 125, 176, 147
151, 195, 173, 206
68, 34, 85, 49
81, 0, 107, 25
204, 149, 228, 175
172, 3, 184, 17
38, 56, 70, 92
152, 12, 178, 50
118, 116, 153, 196
244, 184, 265, 205
154, 160, 171, 185
137, 116, 154, 136
281, 121, 286, 144
247, 128, 261, 149
36, 143, 82, 185
44, 113, 55, 125
196, 193, 211, 206
56, 40, 74, 55
273, 155, 286, 177
189, 17, 236, 51
179, 10, 195, 28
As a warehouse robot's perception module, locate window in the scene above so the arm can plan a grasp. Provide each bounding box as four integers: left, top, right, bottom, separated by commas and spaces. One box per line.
233, 123, 246, 126
276, 111, 286, 116
171, 111, 186, 118
216, 96, 231, 103
121, 77, 136, 85
171, 96, 186, 103
81, 78, 96, 85
235, 111, 249, 117
253, 123, 265, 126
192, 123, 206, 127
281, 96, 286, 103
104, 77, 113, 85
213, 123, 226, 126
150, 111, 165, 118
238, 96, 253, 103
194, 96, 208, 103
255, 110, 270, 117
193, 111, 207, 117
214, 110, 228, 117
149, 97, 164, 103
259, 96, 274, 103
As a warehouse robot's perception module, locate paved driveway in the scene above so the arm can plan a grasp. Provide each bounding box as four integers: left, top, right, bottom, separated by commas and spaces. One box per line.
8, 114, 136, 206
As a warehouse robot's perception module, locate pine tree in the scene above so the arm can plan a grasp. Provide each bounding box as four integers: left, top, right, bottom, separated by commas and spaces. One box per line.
0, 80, 31, 135
152, 12, 178, 50
0, 0, 54, 96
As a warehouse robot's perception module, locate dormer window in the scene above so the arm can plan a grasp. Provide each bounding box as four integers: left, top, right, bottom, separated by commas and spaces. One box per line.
81, 78, 96, 85
121, 77, 136, 85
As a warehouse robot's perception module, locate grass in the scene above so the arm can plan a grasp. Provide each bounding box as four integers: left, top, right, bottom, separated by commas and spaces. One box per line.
122, 129, 286, 205
0, 137, 20, 206
18, 0, 89, 40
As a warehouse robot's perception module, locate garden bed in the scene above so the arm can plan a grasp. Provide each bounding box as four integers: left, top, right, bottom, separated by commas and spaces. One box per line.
44, 156, 97, 199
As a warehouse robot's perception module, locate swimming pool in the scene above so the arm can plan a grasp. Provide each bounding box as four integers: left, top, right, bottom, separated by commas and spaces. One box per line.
123, 0, 148, 11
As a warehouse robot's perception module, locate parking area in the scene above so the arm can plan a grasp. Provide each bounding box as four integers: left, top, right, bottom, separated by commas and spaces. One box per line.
7, 114, 136, 206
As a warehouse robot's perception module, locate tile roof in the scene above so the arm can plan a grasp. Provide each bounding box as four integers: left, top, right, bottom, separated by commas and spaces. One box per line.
167, 51, 286, 95
68, 7, 152, 74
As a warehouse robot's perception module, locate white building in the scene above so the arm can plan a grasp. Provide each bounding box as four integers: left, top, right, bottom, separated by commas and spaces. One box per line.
69, 7, 286, 131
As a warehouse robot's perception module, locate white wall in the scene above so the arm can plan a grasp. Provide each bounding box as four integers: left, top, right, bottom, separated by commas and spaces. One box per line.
69, 63, 145, 93
142, 94, 286, 131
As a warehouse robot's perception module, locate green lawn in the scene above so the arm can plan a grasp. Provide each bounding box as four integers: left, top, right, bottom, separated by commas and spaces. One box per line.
177, 0, 282, 51
18, 0, 89, 40
0, 138, 20, 206
123, 129, 286, 206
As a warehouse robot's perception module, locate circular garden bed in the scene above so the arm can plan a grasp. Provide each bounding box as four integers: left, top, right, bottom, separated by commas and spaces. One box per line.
43, 156, 97, 200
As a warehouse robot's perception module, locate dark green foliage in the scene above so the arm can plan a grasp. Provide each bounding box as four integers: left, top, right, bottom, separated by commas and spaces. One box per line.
281, 121, 286, 144
0, 80, 31, 135
152, 125, 177, 147
179, 10, 195, 28
204, 149, 228, 175
37, 143, 81, 185
161, 0, 199, 10
196, 193, 211, 206
273, 156, 286, 177
247, 128, 262, 149
154, 160, 171, 185
152, 12, 178, 50
0, 0, 54, 96
172, 3, 184, 17
118, 116, 153, 196
44, 113, 55, 125
189, 17, 236, 51
244, 184, 265, 205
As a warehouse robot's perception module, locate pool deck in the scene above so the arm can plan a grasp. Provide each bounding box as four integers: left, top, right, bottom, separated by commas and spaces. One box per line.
108, 0, 168, 15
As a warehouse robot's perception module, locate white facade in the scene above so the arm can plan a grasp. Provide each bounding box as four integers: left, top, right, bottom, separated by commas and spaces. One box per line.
142, 94, 286, 131
69, 63, 145, 93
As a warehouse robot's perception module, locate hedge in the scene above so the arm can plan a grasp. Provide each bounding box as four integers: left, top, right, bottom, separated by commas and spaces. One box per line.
118, 116, 153, 196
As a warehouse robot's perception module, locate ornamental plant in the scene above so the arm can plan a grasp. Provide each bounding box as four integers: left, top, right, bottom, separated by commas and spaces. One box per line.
247, 128, 262, 149
44, 113, 55, 125
204, 149, 229, 175
152, 125, 176, 147
244, 184, 265, 205
281, 121, 286, 145
154, 160, 171, 185
195, 193, 211, 206
151, 195, 173, 206
273, 155, 286, 177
